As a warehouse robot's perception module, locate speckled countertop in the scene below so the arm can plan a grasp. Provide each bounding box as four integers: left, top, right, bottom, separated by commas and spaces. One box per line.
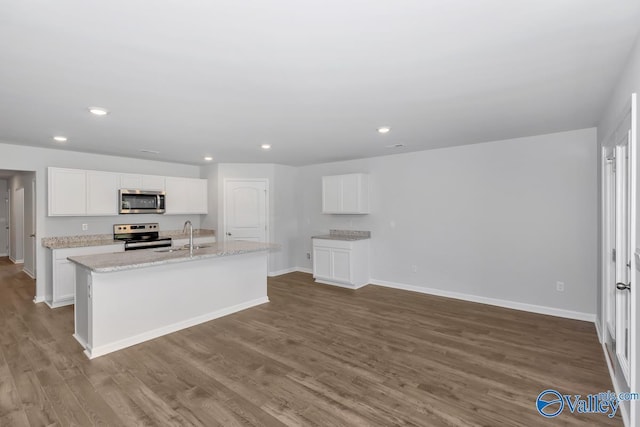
68, 241, 277, 273
42, 229, 216, 249
312, 229, 371, 241
42, 234, 123, 249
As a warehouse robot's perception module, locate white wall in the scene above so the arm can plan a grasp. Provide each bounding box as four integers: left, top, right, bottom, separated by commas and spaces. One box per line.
0, 179, 7, 256
0, 141, 204, 301
294, 128, 598, 317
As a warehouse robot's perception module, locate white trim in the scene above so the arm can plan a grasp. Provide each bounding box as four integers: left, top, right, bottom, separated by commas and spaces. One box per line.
314, 278, 368, 290
369, 278, 596, 322
33, 296, 45, 304
0, 253, 7, 257
9, 257, 24, 264
45, 298, 73, 309
79, 296, 269, 359
595, 318, 603, 344
601, 341, 631, 426
22, 267, 35, 279
268, 267, 299, 277
296, 267, 313, 274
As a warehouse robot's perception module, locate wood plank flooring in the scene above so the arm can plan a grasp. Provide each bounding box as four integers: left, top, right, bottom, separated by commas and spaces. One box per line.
0, 258, 620, 426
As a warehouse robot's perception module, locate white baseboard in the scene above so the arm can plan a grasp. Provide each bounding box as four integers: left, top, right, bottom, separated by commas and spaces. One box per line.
601, 341, 630, 426
369, 278, 596, 322
0, 252, 7, 257
268, 267, 313, 276
314, 278, 368, 290
33, 296, 45, 304
9, 257, 24, 264
22, 267, 35, 279
82, 296, 270, 359
45, 298, 74, 309
268, 267, 299, 277
595, 318, 603, 344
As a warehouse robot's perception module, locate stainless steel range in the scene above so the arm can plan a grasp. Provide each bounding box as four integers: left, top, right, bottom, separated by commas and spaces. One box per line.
113, 223, 172, 251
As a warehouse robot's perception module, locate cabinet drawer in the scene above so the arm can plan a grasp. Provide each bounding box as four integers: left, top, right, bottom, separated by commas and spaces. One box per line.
312, 238, 354, 250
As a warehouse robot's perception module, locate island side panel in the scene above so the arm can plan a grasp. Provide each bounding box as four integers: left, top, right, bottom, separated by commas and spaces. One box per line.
73, 265, 91, 351
87, 251, 268, 358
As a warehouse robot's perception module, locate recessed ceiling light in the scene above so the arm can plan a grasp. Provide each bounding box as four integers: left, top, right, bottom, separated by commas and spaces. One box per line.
53, 136, 68, 142
139, 149, 160, 154
89, 107, 109, 116
204, 156, 213, 161
261, 144, 272, 150
377, 127, 391, 134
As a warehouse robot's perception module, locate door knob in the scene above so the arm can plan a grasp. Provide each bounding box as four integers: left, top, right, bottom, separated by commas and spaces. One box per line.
616, 282, 631, 291
226, 232, 232, 236
29, 234, 35, 237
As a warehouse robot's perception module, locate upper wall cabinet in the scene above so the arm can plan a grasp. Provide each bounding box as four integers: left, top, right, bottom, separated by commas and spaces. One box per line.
48, 167, 207, 216
164, 177, 208, 215
322, 173, 369, 214
119, 174, 165, 191
48, 168, 118, 216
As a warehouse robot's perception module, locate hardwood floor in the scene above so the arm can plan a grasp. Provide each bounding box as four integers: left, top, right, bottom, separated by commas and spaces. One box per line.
0, 259, 620, 426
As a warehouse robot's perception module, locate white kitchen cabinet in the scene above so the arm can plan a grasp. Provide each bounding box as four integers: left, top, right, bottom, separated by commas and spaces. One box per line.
48, 168, 87, 216
322, 173, 369, 214
312, 238, 370, 289
86, 171, 118, 215
165, 177, 208, 214
49, 168, 118, 216
46, 243, 124, 308
119, 174, 165, 191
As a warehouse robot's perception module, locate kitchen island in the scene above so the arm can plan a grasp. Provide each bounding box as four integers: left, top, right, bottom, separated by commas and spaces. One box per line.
69, 241, 275, 359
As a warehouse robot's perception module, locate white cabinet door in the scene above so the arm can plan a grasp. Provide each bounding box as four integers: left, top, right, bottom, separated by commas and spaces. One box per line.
165, 177, 208, 214
54, 259, 76, 302
142, 175, 165, 191
119, 174, 142, 189
86, 171, 118, 215
188, 178, 208, 214
48, 168, 87, 216
313, 246, 332, 279
322, 175, 341, 213
321, 173, 369, 214
331, 249, 351, 283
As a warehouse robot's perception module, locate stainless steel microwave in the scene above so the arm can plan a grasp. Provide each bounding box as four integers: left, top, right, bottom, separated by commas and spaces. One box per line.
119, 189, 165, 214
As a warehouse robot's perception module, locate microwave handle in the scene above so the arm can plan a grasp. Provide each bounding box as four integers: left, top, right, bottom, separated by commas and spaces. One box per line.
157, 194, 161, 209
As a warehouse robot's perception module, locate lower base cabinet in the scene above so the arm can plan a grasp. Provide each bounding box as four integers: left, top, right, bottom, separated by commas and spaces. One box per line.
312, 238, 370, 289
46, 244, 124, 308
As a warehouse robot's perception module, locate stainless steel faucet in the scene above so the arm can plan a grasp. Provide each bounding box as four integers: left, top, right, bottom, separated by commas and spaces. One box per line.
183, 220, 193, 256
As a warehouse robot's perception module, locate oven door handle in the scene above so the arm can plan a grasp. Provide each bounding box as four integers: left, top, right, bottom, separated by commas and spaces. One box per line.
125, 240, 171, 249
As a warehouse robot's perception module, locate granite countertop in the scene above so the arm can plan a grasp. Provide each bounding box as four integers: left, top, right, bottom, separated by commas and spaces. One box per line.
42, 234, 124, 249
68, 241, 278, 273
42, 229, 216, 249
312, 229, 371, 241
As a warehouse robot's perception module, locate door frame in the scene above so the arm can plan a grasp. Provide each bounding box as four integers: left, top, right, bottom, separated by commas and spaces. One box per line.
599, 92, 637, 426
222, 178, 270, 244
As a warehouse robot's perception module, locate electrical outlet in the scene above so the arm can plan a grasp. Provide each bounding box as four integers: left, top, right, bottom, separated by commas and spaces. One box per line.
82, 224, 88, 231
306, 252, 311, 260
411, 265, 418, 273
556, 281, 565, 292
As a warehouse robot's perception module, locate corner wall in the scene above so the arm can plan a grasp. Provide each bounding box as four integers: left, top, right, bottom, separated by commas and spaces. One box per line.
294, 128, 598, 318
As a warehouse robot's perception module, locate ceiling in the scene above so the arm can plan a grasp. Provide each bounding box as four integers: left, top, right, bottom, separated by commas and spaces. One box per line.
1, 1, 639, 166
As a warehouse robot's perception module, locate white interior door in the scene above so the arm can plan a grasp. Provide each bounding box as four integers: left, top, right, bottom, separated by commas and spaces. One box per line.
615, 139, 632, 384
224, 180, 268, 242
0, 180, 8, 256
14, 187, 24, 262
